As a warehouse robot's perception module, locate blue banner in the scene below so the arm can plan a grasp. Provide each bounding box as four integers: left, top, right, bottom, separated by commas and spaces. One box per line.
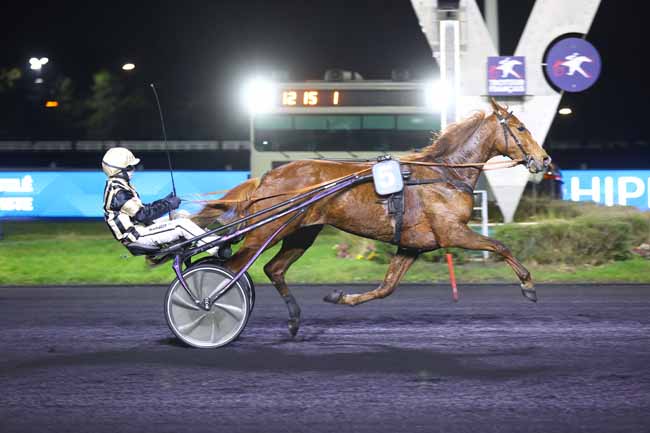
562, 170, 650, 210
0, 171, 250, 218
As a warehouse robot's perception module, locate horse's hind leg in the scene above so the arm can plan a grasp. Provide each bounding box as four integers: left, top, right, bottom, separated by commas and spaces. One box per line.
324, 248, 418, 306
263, 225, 323, 337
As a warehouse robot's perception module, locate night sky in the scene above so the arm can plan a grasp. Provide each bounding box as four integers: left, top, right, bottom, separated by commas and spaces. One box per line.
0, 0, 647, 144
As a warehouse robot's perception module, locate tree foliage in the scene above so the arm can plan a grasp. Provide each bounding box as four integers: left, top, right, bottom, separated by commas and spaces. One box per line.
84, 70, 150, 138
0, 67, 22, 92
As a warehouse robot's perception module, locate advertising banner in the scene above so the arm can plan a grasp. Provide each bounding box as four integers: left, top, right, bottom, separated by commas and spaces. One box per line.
562, 170, 650, 210
487, 56, 526, 96
0, 171, 249, 218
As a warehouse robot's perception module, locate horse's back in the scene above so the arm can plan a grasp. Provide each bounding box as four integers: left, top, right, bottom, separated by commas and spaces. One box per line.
257, 159, 368, 194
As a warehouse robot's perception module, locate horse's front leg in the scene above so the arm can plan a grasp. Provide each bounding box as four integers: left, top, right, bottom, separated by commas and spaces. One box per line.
440, 224, 537, 302
324, 248, 418, 306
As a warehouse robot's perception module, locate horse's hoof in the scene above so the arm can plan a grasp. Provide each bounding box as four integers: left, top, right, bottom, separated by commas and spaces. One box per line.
520, 284, 537, 303
323, 290, 344, 304
287, 318, 300, 337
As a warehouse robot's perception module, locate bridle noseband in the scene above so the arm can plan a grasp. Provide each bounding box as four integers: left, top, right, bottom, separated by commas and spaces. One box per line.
494, 110, 531, 166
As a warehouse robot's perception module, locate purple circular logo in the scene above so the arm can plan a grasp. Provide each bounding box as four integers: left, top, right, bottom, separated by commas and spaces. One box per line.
545, 37, 601, 92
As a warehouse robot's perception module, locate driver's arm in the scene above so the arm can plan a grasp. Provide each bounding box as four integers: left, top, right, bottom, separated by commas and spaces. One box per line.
111, 190, 171, 225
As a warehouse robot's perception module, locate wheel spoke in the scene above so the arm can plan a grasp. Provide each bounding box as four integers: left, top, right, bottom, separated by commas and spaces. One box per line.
210, 317, 218, 342
213, 302, 243, 320
178, 313, 207, 334
207, 278, 231, 301
171, 292, 200, 311
197, 269, 206, 298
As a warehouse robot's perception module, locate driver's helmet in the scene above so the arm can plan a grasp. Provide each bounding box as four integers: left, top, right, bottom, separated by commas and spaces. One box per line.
101, 147, 141, 177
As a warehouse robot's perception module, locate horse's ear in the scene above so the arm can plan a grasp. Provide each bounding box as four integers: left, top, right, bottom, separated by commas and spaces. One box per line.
489, 97, 502, 112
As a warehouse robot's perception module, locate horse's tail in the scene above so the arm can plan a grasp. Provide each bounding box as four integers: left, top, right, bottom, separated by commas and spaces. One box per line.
192, 177, 261, 227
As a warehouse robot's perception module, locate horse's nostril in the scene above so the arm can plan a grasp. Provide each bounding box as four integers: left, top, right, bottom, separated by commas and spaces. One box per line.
543, 156, 552, 166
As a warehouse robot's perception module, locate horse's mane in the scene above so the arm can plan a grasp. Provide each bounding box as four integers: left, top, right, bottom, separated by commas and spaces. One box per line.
402, 111, 486, 162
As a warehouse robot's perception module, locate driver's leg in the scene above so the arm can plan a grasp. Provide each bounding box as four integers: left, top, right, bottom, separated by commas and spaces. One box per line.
133, 219, 219, 254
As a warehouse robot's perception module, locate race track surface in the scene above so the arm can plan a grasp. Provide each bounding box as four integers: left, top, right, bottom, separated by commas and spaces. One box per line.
1, 283, 649, 433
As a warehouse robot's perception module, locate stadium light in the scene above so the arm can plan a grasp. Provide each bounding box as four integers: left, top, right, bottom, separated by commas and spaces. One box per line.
122, 63, 136, 71
29, 57, 42, 70
29, 57, 49, 71
558, 107, 572, 115
44, 100, 59, 108
242, 77, 275, 114
425, 80, 447, 113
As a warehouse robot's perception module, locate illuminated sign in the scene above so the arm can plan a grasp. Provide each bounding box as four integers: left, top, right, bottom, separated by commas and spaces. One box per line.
562, 170, 650, 210
487, 56, 526, 96
281, 90, 339, 107
0, 171, 249, 218
279, 89, 425, 107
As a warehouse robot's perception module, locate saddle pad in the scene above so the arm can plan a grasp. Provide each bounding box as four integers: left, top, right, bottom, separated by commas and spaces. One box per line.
372, 159, 404, 195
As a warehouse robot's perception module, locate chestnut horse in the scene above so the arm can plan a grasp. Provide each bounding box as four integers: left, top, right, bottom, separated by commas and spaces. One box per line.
194, 99, 551, 336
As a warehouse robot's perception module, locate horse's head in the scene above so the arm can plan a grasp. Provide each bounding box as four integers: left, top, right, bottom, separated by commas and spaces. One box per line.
489, 98, 551, 173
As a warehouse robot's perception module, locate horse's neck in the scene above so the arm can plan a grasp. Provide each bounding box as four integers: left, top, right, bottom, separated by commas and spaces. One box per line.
429, 119, 498, 187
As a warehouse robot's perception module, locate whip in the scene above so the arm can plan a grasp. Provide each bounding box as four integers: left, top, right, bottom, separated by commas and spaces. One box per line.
150, 83, 177, 197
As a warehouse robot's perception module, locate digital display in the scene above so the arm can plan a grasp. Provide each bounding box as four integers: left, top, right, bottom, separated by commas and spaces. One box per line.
279, 89, 425, 107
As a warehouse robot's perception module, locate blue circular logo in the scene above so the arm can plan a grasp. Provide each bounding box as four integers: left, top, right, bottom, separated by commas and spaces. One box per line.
545, 37, 601, 92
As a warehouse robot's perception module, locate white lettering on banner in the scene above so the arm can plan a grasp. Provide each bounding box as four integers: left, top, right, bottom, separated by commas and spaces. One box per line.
617, 176, 645, 206
570, 176, 600, 202
0, 176, 34, 193
604, 177, 614, 206
0, 197, 34, 211
568, 174, 650, 208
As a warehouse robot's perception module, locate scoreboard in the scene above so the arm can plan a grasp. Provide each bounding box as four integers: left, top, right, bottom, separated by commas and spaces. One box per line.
279, 88, 426, 108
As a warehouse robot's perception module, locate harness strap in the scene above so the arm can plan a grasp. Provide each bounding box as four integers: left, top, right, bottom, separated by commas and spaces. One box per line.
405, 177, 474, 195
386, 191, 405, 245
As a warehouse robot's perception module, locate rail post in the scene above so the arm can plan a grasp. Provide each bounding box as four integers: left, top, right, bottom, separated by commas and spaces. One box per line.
472, 190, 490, 260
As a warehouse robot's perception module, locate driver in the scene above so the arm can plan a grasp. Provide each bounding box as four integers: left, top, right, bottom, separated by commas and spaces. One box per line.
101, 147, 220, 256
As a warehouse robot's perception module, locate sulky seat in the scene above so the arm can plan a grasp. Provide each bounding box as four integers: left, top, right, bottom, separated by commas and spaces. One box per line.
125, 243, 162, 256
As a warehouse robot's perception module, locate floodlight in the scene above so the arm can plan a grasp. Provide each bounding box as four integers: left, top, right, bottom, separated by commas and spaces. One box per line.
242, 77, 275, 114
558, 107, 572, 115
425, 80, 448, 113
29, 58, 41, 70
40, 57, 49, 65
122, 63, 136, 71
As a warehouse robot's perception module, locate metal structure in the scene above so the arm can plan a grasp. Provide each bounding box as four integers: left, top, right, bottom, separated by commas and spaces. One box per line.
249, 80, 440, 177
149, 169, 378, 348
411, 0, 601, 221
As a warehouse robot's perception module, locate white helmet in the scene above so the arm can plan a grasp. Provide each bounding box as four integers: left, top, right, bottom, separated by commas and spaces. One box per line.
101, 147, 141, 177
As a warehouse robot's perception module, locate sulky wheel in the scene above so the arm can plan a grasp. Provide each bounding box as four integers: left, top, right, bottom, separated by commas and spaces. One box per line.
164, 264, 250, 349
188, 257, 255, 314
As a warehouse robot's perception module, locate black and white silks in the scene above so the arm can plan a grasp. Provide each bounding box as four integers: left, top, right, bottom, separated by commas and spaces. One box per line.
102, 176, 217, 251
102, 176, 173, 243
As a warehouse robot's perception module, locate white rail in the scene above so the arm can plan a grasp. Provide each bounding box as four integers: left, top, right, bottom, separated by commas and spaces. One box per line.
472, 190, 489, 260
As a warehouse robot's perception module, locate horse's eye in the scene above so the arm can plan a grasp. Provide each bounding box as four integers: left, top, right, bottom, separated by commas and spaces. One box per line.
517, 125, 526, 132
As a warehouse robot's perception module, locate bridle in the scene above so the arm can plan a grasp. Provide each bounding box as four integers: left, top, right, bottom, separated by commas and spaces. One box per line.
494, 110, 532, 167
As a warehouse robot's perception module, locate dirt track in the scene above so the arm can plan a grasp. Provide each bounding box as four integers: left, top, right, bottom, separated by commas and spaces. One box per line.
1, 283, 649, 433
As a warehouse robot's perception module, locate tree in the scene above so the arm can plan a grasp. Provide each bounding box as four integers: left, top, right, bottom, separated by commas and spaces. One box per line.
84, 70, 150, 139
0, 67, 21, 93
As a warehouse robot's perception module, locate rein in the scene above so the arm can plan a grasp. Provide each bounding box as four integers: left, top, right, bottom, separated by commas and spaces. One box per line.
186, 157, 523, 204
188, 112, 527, 204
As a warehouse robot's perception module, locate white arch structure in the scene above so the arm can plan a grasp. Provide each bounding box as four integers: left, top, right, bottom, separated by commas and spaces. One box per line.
411, 0, 601, 221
